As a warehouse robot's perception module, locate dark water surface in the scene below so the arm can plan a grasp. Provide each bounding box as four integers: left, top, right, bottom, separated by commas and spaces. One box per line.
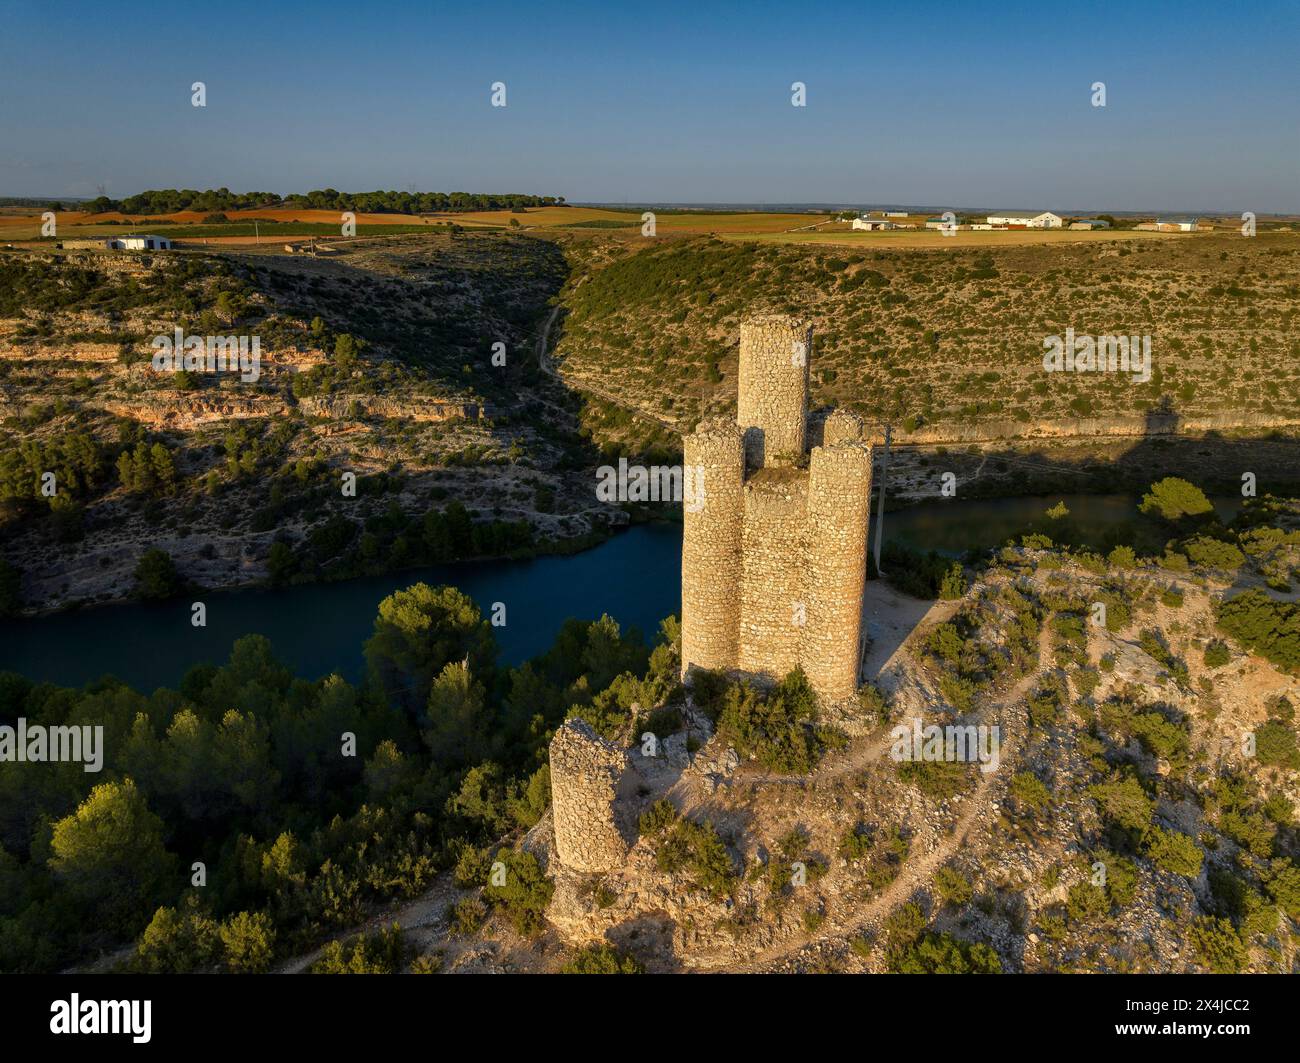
0, 493, 1238, 690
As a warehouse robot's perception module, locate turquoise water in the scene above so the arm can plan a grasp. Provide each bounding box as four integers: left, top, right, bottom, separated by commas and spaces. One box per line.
0, 493, 1238, 690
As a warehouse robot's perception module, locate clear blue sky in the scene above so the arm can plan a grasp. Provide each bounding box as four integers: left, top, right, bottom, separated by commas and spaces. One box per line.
2, 0, 1297, 212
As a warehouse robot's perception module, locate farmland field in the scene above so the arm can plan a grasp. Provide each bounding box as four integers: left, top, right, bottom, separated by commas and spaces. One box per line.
726, 228, 1188, 248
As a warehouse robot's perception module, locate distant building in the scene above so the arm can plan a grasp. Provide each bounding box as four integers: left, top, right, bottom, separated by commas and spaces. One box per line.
60, 239, 113, 251
1069, 218, 1111, 230
884, 210, 908, 218
986, 212, 1063, 228
1155, 216, 1205, 232
852, 217, 898, 230
924, 216, 951, 230
108, 235, 172, 250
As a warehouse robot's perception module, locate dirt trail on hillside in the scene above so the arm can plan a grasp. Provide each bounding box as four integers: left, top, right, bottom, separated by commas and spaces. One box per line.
275, 875, 467, 974
688, 625, 1048, 972
537, 298, 677, 430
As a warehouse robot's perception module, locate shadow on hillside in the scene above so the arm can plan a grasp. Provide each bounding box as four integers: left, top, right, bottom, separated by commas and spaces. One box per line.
892, 398, 1300, 506
861, 396, 1300, 681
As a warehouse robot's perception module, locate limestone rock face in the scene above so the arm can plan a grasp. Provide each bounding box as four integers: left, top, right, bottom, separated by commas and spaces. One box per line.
548, 719, 634, 873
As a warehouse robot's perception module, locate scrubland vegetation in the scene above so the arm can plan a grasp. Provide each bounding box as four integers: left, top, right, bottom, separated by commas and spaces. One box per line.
553, 232, 1300, 452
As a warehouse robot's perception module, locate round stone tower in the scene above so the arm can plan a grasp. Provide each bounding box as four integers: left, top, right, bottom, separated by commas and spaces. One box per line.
680, 418, 745, 678
823, 408, 865, 446
737, 315, 811, 470
802, 442, 873, 703
548, 718, 633, 873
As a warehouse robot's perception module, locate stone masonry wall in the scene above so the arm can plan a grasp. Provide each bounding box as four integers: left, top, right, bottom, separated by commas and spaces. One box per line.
737, 315, 810, 470
802, 442, 873, 702
822, 408, 866, 446
548, 718, 633, 873
738, 470, 809, 679
681, 419, 745, 677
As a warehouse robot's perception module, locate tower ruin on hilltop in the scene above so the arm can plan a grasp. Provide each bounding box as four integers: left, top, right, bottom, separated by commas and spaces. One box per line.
680, 314, 873, 705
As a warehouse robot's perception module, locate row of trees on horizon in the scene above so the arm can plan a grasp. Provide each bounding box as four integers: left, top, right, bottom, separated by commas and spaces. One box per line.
69, 188, 567, 216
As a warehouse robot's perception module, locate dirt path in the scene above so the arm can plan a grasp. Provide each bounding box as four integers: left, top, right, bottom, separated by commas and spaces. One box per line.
688, 625, 1049, 972
275, 874, 466, 974
536, 300, 677, 430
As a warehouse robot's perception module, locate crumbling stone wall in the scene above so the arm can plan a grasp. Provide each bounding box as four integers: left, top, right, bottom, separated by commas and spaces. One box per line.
822, 408, 865, 446
680, 314, 872, 705
548, 718, 634, 872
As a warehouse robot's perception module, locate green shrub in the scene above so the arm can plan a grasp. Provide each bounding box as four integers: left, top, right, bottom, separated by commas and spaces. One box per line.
717, 669, 835, 773
132, 901, 221, 973
889, 931, 1001, 973
898, 758, 973, 799
857, 683, 888, 721
653, 818, 736, 900
560, 944, 644, 973
1107, 545, 1138, 569
1010, 771, 1051, 812
939, 562, 966, 600
309, 924, 405, 974
1139, 478, 1214, 522
1203, 640, 1231, 668
134, 548, 180, 599
219, 911, 276, 973
638, 798, 678, 837
448, 897, 488, 937
934, 866, 973, 908
1188, 916, 1249, 973
1088, 776, 1153, 834
1145, 826, 1203, 877
1255, 720, 1300, 769
1066, 880, 1109, 923
1183, 536, 1245, 572
1216, 590, 1300, 673
1264, 860, 1300, 921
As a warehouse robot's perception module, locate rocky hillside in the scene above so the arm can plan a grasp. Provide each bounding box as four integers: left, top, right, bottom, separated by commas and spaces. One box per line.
0, 235, 615, 612
273, 493, 1300, 974
551, 232, 1300, 450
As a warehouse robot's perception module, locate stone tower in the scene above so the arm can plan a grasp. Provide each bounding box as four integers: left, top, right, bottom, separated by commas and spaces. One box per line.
680, 314, 872, 705
548, 718, 635, 872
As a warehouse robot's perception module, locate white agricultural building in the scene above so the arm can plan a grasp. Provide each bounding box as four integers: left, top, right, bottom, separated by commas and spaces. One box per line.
1155, 216, 1205, 232
108, 235, 172, 251
986, 212, 1063, 228
852, 217, 899, 230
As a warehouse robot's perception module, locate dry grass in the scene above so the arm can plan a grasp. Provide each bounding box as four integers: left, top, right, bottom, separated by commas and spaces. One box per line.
724, 228, 1186, 249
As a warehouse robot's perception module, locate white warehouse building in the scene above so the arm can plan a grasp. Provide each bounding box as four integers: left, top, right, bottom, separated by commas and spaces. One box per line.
108, 235, 172, 251
986, 212, 1063, 228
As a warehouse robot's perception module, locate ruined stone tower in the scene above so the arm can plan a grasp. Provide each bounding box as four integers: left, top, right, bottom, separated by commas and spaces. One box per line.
548, 718, 635, 872
681, 315, 872, 705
